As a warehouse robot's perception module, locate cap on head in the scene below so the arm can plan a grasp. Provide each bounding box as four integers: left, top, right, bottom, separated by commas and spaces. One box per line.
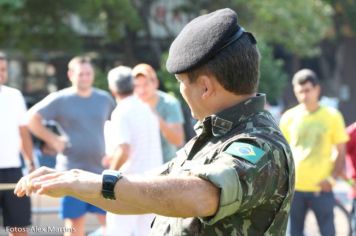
132, 63, 158, 82
107, 66, 134, 95
166, 8, 255, 74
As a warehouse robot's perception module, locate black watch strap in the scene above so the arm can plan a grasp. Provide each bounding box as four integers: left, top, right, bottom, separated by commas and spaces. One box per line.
101, 170, 123, 200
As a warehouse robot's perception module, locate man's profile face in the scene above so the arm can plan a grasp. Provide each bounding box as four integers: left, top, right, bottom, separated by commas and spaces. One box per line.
176, 73, 204, 120
133, 74, 157, 102
293, 81, 320, 105
0, 59, 8, 85
68, 63, 94, 91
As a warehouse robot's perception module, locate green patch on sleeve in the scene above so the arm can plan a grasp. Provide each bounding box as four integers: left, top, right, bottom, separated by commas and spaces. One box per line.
224, 142, 265, 164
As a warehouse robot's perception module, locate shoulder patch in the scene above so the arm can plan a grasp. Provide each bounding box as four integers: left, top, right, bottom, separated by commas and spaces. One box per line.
224, 142, 265, 164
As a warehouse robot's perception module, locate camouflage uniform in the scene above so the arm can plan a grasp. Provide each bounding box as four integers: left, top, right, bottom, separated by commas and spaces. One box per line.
150, 94, 295, 236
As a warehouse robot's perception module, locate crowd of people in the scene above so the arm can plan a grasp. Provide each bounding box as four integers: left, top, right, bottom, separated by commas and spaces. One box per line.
1, 54, 186, 236
0, 7, 355, 236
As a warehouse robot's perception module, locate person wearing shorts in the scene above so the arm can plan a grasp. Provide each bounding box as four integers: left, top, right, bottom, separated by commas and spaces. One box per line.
27, 56, 115, 235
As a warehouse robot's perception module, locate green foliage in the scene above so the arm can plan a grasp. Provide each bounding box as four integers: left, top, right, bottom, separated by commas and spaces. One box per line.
156, 52, 181, 100
247, 0, 332, 56
0, 0, 83, 53
0, 0, 337, 104
0, 0, 141, 54
177, 0, 332, 57
78, 0, 142, 42
93, 67, 109, 92
258, 41, 288, 104
322, 0, 356, 35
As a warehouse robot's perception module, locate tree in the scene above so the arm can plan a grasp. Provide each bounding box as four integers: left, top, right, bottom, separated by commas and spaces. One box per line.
0, 0, 142, 57
0, 0, 82, 54
258, 41, 288, 104
319, 0, 356, 124
159, 0, 330, 103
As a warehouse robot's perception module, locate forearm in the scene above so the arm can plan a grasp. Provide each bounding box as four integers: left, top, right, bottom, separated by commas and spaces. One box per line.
76, 194, 150, 215
19, 126, 34, 162
17, 168, 219, 218
112, 175, 219, 217
159, 119, 184, 146
110, 153, 128, 171
109, 144, 129, 170
70, 175, 219, 217
28, 112, 57, 144
332, 144, 346, 177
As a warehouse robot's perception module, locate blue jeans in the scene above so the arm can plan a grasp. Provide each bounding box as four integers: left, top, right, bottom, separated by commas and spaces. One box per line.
290, 191, 335, 236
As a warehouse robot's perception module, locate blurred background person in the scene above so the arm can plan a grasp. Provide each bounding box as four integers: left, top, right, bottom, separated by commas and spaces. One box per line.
0, 51, 34, 236
103, 66, 163, 236
280, 69, 349, 236
27, 56, 115, 236
132, 63, 184, 163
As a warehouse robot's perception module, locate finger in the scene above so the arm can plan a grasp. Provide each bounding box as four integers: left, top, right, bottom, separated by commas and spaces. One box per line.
25, 177, 31, 196
36, 181, 66, 198
22, 177, 28, 195
32, 171, 63, 183
15, 167, 55, 197
27, 167, 55, 181
32, 173, 67, 193
14, 177, 27, 197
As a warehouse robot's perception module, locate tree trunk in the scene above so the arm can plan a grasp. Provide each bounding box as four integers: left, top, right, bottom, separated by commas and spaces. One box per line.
337, 37, 356, 125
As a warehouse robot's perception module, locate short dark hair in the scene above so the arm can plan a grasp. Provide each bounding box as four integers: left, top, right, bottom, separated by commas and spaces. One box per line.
186, 34, 260, 95
0, 51, 7, 61
292, 69, 319, 87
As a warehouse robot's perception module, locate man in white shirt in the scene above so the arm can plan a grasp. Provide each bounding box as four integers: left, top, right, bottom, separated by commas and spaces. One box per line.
0, 52, 34, 235
104, 66, 163, 236
132, 64, 185, 163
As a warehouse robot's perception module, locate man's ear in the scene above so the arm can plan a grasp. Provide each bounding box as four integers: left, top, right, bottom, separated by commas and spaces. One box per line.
199, 75, 214, 100
67, 70, 72, 82
153, 77, 160, 89
316, 84, 321, 95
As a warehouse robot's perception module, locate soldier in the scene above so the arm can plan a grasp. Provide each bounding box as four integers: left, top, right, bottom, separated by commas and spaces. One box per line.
15, 8, 294, 235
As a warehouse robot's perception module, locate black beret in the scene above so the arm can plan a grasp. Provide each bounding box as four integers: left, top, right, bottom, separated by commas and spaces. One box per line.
167, 8, 249, 74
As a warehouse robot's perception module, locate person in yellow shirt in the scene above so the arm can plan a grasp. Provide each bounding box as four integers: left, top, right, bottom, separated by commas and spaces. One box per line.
280, 69, 349, 236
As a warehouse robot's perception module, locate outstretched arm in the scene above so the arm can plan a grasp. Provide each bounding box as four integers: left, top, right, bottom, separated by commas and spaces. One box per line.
15, 167, 219, 218
19, 126, 35, 172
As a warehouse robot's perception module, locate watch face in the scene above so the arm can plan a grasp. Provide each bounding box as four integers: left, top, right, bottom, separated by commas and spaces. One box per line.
102, 170, 122, 200
103, 175, 117, 189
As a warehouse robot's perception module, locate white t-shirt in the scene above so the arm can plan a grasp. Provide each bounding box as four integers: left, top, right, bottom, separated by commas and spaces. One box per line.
0, 85, 27, 168
105, 95, 163, 174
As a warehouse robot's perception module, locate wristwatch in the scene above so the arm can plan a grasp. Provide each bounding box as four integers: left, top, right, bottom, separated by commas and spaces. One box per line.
101, 170, 123, 200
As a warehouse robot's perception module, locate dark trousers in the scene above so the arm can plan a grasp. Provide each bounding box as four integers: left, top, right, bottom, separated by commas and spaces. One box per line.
351, 199, 356, 236
290, 191, 335, 236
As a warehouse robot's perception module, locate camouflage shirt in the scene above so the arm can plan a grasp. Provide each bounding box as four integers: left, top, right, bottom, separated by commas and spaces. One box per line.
150, 94, 295, 236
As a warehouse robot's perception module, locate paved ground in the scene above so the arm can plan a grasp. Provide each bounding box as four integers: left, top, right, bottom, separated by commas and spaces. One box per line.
0, 195, 101, 236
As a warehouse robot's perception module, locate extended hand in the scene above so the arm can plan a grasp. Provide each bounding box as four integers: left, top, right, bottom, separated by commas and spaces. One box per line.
14, 167, 102, 199
50, 135, 68, 154
101, 155, 112, 168
317, 179, 333, 192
